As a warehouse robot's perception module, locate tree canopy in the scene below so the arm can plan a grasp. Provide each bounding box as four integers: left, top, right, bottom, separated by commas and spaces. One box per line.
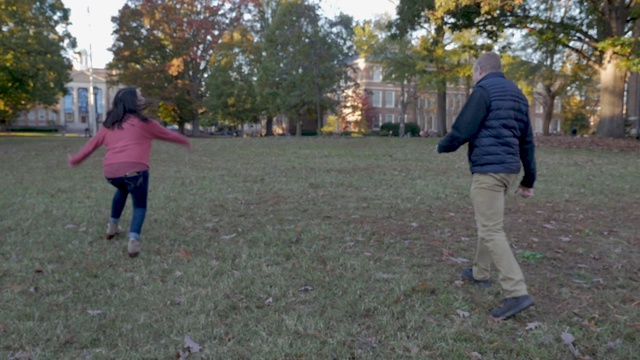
396, 0, 640, 138
0, 0, 74, 124
109, 0, 255, 135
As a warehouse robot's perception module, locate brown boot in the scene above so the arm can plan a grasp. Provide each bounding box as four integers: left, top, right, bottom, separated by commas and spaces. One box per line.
127, 238, 140, 258
106, 223, 124, 240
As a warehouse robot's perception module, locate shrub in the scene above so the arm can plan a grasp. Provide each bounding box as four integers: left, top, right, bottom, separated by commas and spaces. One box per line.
380, 122, 399, 136
404, 122, 420, 137
379, 122, 421, 137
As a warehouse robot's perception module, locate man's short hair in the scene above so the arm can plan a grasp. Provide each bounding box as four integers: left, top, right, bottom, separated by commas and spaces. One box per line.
474, 52, 502, 73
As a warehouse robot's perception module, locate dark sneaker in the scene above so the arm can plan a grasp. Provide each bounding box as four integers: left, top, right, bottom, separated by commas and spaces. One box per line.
491, 295, 534, 319
461, 268, 491, 288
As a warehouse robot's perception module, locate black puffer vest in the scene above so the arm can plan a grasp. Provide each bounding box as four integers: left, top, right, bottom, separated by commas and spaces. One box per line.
469, 72, 530, 174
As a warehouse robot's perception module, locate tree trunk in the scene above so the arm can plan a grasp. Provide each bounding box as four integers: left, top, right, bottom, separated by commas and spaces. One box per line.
316, 84, 323, 132
191, 117, 201, 137
399, 81, 406, 137
597, 52, 627, 138
542, 92, 555, 136
296, 119, 302, 136
265, 116, 274, 136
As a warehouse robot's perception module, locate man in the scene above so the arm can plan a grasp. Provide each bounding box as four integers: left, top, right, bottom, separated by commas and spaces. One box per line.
436, 51, 536, 319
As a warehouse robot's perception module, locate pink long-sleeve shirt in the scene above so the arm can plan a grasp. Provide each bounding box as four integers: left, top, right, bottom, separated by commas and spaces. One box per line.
68, 116, 190, 178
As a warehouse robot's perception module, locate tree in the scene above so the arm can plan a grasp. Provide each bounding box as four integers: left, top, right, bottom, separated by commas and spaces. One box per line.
508, 0, 640, 138
109, 0, 252, 136
396, 0, 640, 138
0, 0, 74, 125
363, 16, 421, 137
394, 0, 489, 136
259, 0, 355, 135
205, 27, 260, 131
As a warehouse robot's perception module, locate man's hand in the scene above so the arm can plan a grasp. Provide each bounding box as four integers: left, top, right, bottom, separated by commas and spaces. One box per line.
517, 185, 534, 198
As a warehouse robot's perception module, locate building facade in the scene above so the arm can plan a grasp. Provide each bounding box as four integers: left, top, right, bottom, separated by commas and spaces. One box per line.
13, 52, 125, 134
343, 57, 559, 135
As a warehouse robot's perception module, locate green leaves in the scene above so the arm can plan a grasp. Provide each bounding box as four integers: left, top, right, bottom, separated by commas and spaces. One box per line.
109, 0, 253, 132
0, 0, 74, 124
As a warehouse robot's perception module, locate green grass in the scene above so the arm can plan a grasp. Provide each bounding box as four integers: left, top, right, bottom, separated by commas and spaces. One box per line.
1, 136, 639, 359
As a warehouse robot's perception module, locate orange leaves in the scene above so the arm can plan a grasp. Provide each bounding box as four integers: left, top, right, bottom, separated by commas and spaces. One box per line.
167, 57, 185, 76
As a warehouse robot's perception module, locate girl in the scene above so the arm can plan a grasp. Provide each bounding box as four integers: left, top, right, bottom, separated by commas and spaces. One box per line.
68, 87, 191, 258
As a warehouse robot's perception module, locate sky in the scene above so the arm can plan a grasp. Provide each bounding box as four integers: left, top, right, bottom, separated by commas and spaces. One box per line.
62, 0, 398, 69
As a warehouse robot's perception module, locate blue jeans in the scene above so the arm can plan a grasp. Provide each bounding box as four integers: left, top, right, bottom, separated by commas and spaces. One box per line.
106, 171, 149, 240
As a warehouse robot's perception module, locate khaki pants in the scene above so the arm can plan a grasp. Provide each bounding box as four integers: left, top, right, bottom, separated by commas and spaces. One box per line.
470, 173, 528, 298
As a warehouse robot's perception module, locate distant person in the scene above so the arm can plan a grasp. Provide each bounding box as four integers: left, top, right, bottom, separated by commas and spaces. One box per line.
571, 127, 577, 137
436, 52, 536, 319
68, 87, 191, 258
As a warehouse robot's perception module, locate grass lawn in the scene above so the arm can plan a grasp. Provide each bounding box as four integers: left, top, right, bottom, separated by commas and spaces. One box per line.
1, 136, 639, 359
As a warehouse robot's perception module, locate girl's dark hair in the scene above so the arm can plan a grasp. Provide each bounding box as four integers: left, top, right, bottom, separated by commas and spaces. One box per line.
103, 87, 149, 129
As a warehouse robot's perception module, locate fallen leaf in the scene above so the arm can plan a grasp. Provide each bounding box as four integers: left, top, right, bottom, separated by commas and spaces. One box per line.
448, 257, 470, 264
34, 266, 44, 273
221, 233, 236, 240
469, 351, 483, 359
28, 287, 37, 293
525, 321, 542, 330
606, 338, 621, 350
628, 322, 640, 330
264, 297, 273, 305
8, 351, 32, 360
441, 249, 454, 258
454, 280, 464, 286
174, 271, 184, 278
456, 310, 470, 318
357, 338, 378, 351
184, 335, 201, 353
87, 310, 102, 316
411, 282, 429, 292
298, 285, 314, 292
561, 332, 581, 357
582, 320, 598, 331
64, 224, 77, 229
170, 296, 185, 306
61, 335, 74, 345
176, 250, 192, 260
6, 284, 23, 292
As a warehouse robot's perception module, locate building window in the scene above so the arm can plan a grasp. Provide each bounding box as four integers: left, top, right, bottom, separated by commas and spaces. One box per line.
385, 114, 394, 123
65, 113, 74, 123
372, 66, 382, 82
64, 87, 74, 115
371, 114, 382, 130
28, 111, 36, 121
385, 91, 395, 108
95, 87, 103, 115
78, 88, 88, 114
372, 90, 382, 107
38, 110, 46, 120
